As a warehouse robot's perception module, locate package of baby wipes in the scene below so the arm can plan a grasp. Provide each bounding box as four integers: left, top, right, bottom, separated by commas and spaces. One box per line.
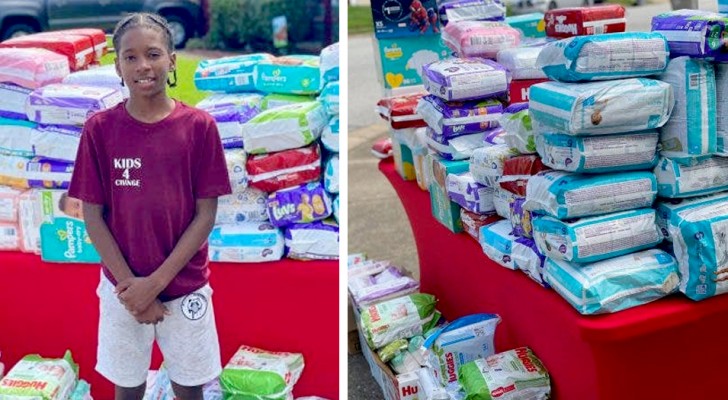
284, 219, 339, 260
656, 192, 728, 242
461, 209, 501, 240
425, 128, 486, 161
424, 314, 501, 386
194, 53, 272, 92
480, 219, 518, 269
525, 170, 657, 219
651, 10, 728, 62
242, 101, 327, 154
0, 156, 73, 190
422, 58, 509, 101
501, 103, 536, 154
416, 95, 503, 137
545, 4, 625, 38
255, 55, 321, 95
361, 293, 439, 350
493, 186, 517, 218
266, 182, 332, 227
658, 57, 717, 163
654, 156, 728, 198
439, 0, 506, 25
319, 81, 339, 116
220, 345, 304, 400
0, 350, 78, 400
497, 46, 547, 80
30, 124, 82, 163
716, 64, 728, 156
537, 32, 669, 82
377, 93, 428, 130
208, 222, 284, 262
322, 116, 339, 153
469, 144, 511, 187
545, 249, 680, 314
529, 78, 674, 136
446, 172, 496, 214
320, 42, 339, 83
217, 187, 268, 225
26, 84, 124, 126
442, 21, 520, 59
247, 144, 321, 193
459, 347, 550, 400
0, 83, 32, 120
0, 47, 70, 90
533, 208, 662, 263
536, 131, 659, 173
325, 154, 339, 194
62, 64, 128, 97
349, 264, 419, 307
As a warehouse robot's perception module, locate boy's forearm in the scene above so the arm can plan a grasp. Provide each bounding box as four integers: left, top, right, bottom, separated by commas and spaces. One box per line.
84, 211, 136, 283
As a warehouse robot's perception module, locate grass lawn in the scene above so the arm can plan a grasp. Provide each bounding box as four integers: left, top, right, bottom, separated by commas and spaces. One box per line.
349, 5, 373, 35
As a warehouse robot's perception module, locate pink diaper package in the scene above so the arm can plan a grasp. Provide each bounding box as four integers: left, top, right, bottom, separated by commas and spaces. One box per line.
442, 21, 521, 59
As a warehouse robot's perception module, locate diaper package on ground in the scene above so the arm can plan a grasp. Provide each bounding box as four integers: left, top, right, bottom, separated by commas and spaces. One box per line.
324, 154, 339, 194
458, 347, 550, 400
348, 264, 419, 307
651, 10, 728, 62
654, 156, 728, 198
284, 219, 339, 260
360, 293, 439, 350
537, 131, 659, 173
525, 170, 657, 219
416, 95, 503, 137
480, 219, 518, 269
217, 187, 268, 225
442, 21, 520, 59
501, 102, 536, 154
658, 57, 717, 162
242, 101, 327, 154
30, 124, 82, 162
0, 83, 32, 120
425, 128, 486, 161
424, 314, 501, 386
247, 144, 321, 193
446, 172, 496, 214
537, 32, 668, 82
461, 209, 501, 240
0, 47, 69, 89
545, 249, 680, 314
0, 350, 78, 400
545, 4, 626, 38
422, 58, 510, 101
322, 116, 339, 153
0, 156, 73, 190
255, 55, 321, 95
26, 84, 124, 126
497, 46, 547, 80
194, 53, 272, 92
656, 191, 728, 241
208, 222, 284, 263
220, 345, 304, 400
39, 190, 100, 263
62, 64, 128, 97
439, 0, 506, 25
266, 182, 332, 227
529, 78, 674, 135
470, 144, 511, 187
533, 208, 662, 263
376, 93, 428, 130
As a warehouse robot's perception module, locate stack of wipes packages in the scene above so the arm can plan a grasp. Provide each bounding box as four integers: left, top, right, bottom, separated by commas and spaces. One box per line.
348, 259, 420, 307
458, 347, 550, 400
219, 345, 304, 400
360, 293, 440, 350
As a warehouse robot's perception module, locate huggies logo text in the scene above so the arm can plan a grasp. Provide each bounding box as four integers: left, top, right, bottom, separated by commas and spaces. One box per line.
114, 158, 142, 187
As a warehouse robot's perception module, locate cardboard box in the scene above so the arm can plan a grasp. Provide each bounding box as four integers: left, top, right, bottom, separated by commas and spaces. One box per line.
506, 13, 546, 38
374, 35, 449, 90
371, 0, 442, 39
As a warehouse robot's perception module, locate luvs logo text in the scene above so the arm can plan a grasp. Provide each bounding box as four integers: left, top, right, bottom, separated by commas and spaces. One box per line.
114, 158, 142, 187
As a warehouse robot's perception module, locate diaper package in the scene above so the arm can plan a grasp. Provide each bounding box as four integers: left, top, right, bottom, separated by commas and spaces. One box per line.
224, 149, 248, 189
651, 10, 728, 62
529, 78, 674, 135
446, 172, 496, 214
0, 156, 73, 190
416, 95, 503, 137
670, 200, 728, 300
494, 186, 518, 218
654, 156, 728, 198
246, 144, 321, 193
325, 154, 339, 194
0, 221, 19, 250
501, 103, 536, 154
266, 182, 332, 227
533, 208, 662, 264
26, 84, 124, 126
537, 32, 669, 82
459, 347, 550, 400
208, 222, 284, 263
510, 196, 539, 238
497, 46, 547, 80
197, 91, 263, 111
261, 93, 316, 110
255, 55, 321, 95
424, 314, 501, 386
284, 219, 339, 260
461, 209, 501, 240
512, 236, 548, 287
360, 293, 438, 350
658, 57, 717, 162
220, 345, 304, 400
536, 131, 659, 173
322, 116, 339, 153
499, 155, 550, 196
0, 186, 22, 222
30, 124, 82, 162
0, 83, 32, 120
194, 53, 272, 92
320, 42, 339, 83
439, 0, 506, 25
319, 81, 339, 116
0, 350, 78, 400
0, 31, 94, 71
470, 144, 511, 187
62, 64, 128, 97
349, 264, 419, 307
545, 249, 680, 314
205, 106, 258, 149
422, 58, 510, 101
715, 64, 728, 156
655, 191, 728, 242
484, 126, 506, 145
242, 101, 327, 154
377, 93, 428, 130
217, 187, 268, 225
480, 219, 518, 269
333, 195, 339, 223
545, 4, 626, 38
39, 190, 100, 263
425, 128, 486, 161
442, 21, 520, 59
0, 118, 36, 157
18, 189, 41, 253
506, 13, 546, 38
0, 47, 69, 89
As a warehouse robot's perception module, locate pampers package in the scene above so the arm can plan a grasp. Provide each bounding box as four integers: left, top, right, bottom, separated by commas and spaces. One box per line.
284, 219, 339, 260
545, 249, 680, 314
360, 293, 439, 350
266, 181, 332, 227
0, 118, 36, 158
39, 190, 100, 263
320, 42, 339, 84
324, 154, 339, 194
322, 116, 339, 153
255, 55, 321, 95
208, 222, 284, 263
194, 53, 272, 92
429, 154, 471, 232
242, 101, 327, 154
533, 208, 663, 264
459, 347, 550, 400
220, 345, 304, 400
375, 35, 450, 90
422, 58, 509, 101
654, 156, 728, 198
424, 314, 500, 386
319, 81, 339, 116
505, 13, 546, 38
261, 93, 316, 111
716, 63, 728, 156
26, 84, 124, 126
529, 78, 674, 135
416, 95, 503, 137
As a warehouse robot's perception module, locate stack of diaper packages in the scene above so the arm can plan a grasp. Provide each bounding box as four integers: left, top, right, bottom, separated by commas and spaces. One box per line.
523, 29, 685, 314
194, 44, 340, 262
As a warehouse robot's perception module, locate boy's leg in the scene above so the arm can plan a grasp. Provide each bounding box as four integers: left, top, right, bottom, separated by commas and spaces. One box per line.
115, 383, 146, 400
170, 382, 203, 400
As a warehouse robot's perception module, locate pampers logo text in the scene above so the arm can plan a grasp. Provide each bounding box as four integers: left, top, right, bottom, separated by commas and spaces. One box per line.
261, 68, 287, 83
114, 157, 141, 187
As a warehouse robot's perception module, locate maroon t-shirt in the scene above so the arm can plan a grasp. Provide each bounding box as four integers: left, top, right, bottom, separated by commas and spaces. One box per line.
69, 100, 232, 301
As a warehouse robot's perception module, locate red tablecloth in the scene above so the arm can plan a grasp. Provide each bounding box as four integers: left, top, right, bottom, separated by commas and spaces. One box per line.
0, 252, 339, 400
380, 158, 728, 399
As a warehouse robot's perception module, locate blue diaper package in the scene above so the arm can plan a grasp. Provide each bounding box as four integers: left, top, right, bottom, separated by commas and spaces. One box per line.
654, 156, 728, 198
322, 116, 339, 153
656, 191, 728, 242
194, 53, 272, 92
319, 81, 339, 116
255, 55, 322, 95
208, 222, 284, 263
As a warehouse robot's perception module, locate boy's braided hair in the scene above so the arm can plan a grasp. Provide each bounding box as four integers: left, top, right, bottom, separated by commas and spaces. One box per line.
112, 13, 177, 87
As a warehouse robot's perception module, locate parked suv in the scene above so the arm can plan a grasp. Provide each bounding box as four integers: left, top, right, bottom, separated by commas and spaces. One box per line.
0, 0, 209, 48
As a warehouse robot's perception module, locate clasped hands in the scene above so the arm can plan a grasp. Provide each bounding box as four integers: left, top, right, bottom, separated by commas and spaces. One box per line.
115, 276, 169, 325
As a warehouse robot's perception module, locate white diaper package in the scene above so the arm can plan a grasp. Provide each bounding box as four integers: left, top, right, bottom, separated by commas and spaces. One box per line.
0, 221, 20, 250
0, 118, 36, 157
513, 237, 548, 287
446, 172, 496, 214
497, 46, 547, 80
30, 124, 82, 162
26, 84, 124, 126
536, 131, 659, 173
479, 219, 517, 269
0, 186, 22, 223
62, 65, 129, 97
422, 58, 509, 102
208, 222, 284, 263
544, 249, 680, 314
194, 53, 272, 92
284, 219, 339, 260
524, 170, 657, 219
242, 101, 327, 154
529, 78, 674, 135
224, 149, 248, 189
656, 192, 728, 242
494, 186, 518, 218
501, 103, 536, 154
197, 92, 263, 112
658, 57, 716, 162
320, 42, 339, 83
17, 189, 40, 253
442, 21, 520, 59
325, 154, 339, 194
654, 156, 728, 198
439, 0, 506, 24
319, 81, 339, 116
425, 128, 486, 161
0, 83, 32, 120
670, 200, 728, 301
0, 156, 73, 190
533, 208, 663, 264
537, 32, 669, 82
470, 144, 511, 187
321, 116, 339, 153
217, 187, 268, 225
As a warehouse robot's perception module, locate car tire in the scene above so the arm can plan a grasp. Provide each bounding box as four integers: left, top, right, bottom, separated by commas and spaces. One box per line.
548, 0, 558, 9
162, 14, 191, 49
1, 22, 38, 41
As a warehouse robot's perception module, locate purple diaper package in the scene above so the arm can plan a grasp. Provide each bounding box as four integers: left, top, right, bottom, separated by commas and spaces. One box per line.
205, 106, 260, 149
652, 10, 728, 62
509, 195, 542, 239
425, 127, 485, 160
0, 83, 31, 120
446, 172, 496, 214
349, 265, 420, 306
266, 181, 332, 227
416, 95, 503, 137
483, 126, 506, 145
422, 58, 509, 101
439, 0, 506, 26
284, 219, 339, 260
26, 84, 124, 126
513, 236, 549, 288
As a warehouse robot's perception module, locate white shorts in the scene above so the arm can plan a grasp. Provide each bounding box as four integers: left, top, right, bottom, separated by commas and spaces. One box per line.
96, 274, 222, 388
